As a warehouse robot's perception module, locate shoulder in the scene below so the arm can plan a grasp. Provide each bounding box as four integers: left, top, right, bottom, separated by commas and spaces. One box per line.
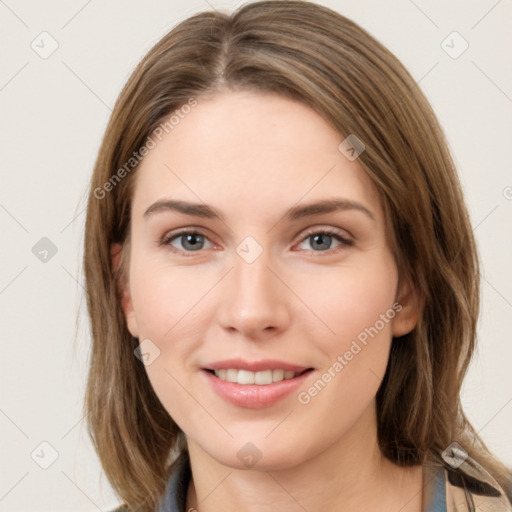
442, 451, 512, 511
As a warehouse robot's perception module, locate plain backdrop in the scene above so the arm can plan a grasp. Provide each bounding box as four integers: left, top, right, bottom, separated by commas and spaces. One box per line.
0, 0, 511, 510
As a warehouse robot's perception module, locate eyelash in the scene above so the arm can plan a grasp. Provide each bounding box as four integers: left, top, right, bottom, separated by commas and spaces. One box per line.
159, 227, 353, 257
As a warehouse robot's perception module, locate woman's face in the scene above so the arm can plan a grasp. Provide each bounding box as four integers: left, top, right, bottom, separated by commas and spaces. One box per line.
116, 90, 418, 470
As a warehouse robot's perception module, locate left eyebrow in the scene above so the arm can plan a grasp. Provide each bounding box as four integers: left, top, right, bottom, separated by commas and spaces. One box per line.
143, 198, 375, 223
284, 198, 375, 222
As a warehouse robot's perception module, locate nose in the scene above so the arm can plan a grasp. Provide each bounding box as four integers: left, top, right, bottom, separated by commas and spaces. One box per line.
216, 248, 291, 340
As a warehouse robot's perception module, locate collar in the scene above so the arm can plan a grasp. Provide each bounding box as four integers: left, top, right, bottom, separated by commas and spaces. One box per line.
157, 451, 511, 512
157, 451, 190, 512
439, 448, 512, 512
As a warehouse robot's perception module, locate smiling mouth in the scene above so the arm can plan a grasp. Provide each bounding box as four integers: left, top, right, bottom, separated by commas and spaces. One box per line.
205, 368, 313, 385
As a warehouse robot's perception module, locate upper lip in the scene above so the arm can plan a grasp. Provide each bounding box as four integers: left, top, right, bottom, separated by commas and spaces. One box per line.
203, 359, 312, 373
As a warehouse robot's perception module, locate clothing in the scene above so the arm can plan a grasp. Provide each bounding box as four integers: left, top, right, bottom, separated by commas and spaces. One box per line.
111, 450, 512, 511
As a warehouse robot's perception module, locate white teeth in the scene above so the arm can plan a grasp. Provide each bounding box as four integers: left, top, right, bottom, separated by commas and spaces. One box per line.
226, 369, 238, 382
213, 368, 299, 385
272, 369, 284, 382
254, 370, 272, 385
238, 370, 255, 385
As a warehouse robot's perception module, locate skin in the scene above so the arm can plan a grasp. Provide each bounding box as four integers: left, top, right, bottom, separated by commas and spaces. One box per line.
114, 90, 423, 511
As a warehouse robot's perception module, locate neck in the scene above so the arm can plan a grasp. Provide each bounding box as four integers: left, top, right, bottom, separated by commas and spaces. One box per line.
185, 402, 423, 512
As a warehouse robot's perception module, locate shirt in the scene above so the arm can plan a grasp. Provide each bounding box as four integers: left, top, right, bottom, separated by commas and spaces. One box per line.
111, 450, 512, 511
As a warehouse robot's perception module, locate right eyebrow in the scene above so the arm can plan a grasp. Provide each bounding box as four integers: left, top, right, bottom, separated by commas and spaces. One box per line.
143, 199, 225, 221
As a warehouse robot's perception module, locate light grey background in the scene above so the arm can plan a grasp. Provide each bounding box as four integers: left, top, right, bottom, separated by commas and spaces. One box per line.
1, 0, 511, 510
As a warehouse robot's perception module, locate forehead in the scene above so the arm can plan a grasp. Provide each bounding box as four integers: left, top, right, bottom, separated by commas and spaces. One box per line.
131, 91, 382, 223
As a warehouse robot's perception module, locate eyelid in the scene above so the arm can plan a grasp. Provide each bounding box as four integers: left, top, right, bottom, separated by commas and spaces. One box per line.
292, 226, 354, 253
159, 227, 216, 254
297, 226, 353, 244
160, 225, 353, 256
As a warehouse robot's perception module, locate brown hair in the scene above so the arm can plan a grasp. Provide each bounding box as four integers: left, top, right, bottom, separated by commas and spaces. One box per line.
82, 1, 512, 509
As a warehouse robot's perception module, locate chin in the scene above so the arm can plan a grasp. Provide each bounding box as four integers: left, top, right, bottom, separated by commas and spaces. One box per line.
202, 439, 310, 472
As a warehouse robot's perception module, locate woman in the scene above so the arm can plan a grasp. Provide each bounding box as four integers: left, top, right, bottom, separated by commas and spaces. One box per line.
83, 1, 512, 511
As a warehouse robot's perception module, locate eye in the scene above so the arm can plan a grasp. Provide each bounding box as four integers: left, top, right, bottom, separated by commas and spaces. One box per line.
160, 229, 214, 255
295, 228, 353, 253
160, 227, 353, 256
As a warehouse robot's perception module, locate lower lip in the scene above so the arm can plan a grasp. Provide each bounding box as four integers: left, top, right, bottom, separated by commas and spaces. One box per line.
202, 369, 313, 409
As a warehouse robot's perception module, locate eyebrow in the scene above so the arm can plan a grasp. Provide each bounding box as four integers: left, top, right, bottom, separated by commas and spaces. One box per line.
143, 198, 375, 222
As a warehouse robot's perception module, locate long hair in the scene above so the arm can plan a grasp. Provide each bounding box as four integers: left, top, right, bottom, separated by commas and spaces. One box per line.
82, 1, 512, 509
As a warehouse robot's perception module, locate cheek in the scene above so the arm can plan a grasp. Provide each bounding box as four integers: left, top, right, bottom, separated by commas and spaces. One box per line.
128, 251, 212, 340
127, 252, 215, 401
299, 255, 399, 356
127, 256, 207, 427
291, 260, 398, 444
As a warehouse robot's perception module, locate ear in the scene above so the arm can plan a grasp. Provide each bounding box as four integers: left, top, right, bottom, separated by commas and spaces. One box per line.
111, 243, 139, 338
392, 277, 423, 338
